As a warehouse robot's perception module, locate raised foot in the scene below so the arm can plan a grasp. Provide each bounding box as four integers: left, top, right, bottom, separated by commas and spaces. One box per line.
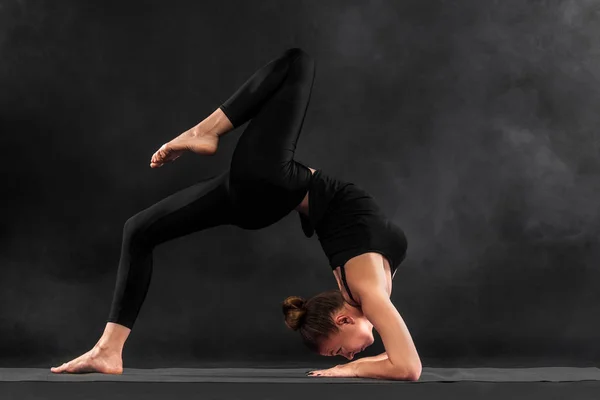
150, 131, 219, 168
51, 347, 123, 375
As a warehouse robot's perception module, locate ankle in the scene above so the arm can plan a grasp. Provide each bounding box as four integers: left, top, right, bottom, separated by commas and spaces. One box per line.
95, 336, 125, 353
97, 323, 130, 351
190, 127, 219, 140
94, 341, 123, 354
193, 108, 233, 138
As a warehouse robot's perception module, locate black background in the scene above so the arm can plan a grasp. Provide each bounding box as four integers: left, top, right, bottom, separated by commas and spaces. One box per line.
1, 0, 599, 368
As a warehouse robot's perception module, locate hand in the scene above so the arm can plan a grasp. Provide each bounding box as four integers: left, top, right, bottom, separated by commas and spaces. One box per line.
307, 363, 357, 378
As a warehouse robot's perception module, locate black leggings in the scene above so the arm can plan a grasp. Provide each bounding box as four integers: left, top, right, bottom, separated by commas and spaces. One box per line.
107, 48, 316, 329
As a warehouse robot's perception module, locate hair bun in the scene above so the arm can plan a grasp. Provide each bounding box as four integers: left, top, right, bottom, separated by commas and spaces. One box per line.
282, 296, 307, 331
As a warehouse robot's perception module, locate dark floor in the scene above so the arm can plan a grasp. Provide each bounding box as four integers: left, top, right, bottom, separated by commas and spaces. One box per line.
3, 381, 600, 400
1, 367, 600, 399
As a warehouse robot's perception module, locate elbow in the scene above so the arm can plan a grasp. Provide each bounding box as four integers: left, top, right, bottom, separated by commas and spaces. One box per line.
408, 363, 422, 381
392, 361, 422, 381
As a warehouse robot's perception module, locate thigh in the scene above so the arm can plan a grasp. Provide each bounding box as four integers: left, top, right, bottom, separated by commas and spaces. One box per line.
125, 170, 234, 247
229, 48, 316, 190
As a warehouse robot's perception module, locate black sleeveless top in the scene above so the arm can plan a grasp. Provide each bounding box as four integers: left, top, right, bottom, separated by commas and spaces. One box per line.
298, 169, 408, 304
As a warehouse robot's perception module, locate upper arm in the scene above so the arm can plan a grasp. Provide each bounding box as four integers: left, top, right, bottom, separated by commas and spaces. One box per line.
358, 289, 422, 377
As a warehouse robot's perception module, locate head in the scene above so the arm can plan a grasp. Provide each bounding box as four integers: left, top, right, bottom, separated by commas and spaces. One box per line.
282, 289, 374, 360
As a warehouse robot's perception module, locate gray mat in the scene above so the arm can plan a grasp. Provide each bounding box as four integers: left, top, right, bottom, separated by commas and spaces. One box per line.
2, 367, 600, 383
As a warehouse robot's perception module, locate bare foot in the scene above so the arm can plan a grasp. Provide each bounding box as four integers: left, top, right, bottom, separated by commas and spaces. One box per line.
150, 130, 219, 168
50, 346, 123, 374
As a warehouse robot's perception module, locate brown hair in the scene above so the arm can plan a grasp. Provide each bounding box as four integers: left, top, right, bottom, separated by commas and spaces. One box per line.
281, 289, 345, 352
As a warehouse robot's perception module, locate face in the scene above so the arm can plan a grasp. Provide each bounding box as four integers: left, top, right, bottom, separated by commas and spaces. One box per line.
318, 307, 375, 360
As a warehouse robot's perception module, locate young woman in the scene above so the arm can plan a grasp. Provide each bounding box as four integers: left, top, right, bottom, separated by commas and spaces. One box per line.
51, 48, 421, 380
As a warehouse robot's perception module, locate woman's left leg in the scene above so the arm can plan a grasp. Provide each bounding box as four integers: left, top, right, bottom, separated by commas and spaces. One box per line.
219, 47, 317, 229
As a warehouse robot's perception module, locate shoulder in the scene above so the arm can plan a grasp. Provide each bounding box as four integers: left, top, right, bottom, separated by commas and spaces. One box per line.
343, 253, 391, 304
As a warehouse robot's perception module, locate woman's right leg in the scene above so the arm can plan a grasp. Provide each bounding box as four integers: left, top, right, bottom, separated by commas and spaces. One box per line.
106, 170, 233, 331
52, 170, 234, 374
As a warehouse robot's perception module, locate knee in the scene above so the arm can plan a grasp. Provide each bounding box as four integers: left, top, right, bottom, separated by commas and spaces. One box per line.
123, 214, 151, 245
285, 47, 313, 63
285, 47, 305, 57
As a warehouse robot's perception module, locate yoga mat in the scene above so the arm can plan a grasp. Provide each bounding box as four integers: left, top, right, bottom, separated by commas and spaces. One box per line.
1, 367, 599, 383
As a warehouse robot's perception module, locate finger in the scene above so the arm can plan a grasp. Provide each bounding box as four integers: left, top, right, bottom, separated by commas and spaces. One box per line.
52, 363, 66, 373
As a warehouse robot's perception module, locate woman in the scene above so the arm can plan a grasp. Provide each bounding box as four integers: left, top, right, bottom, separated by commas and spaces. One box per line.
50, 48, 421, 380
